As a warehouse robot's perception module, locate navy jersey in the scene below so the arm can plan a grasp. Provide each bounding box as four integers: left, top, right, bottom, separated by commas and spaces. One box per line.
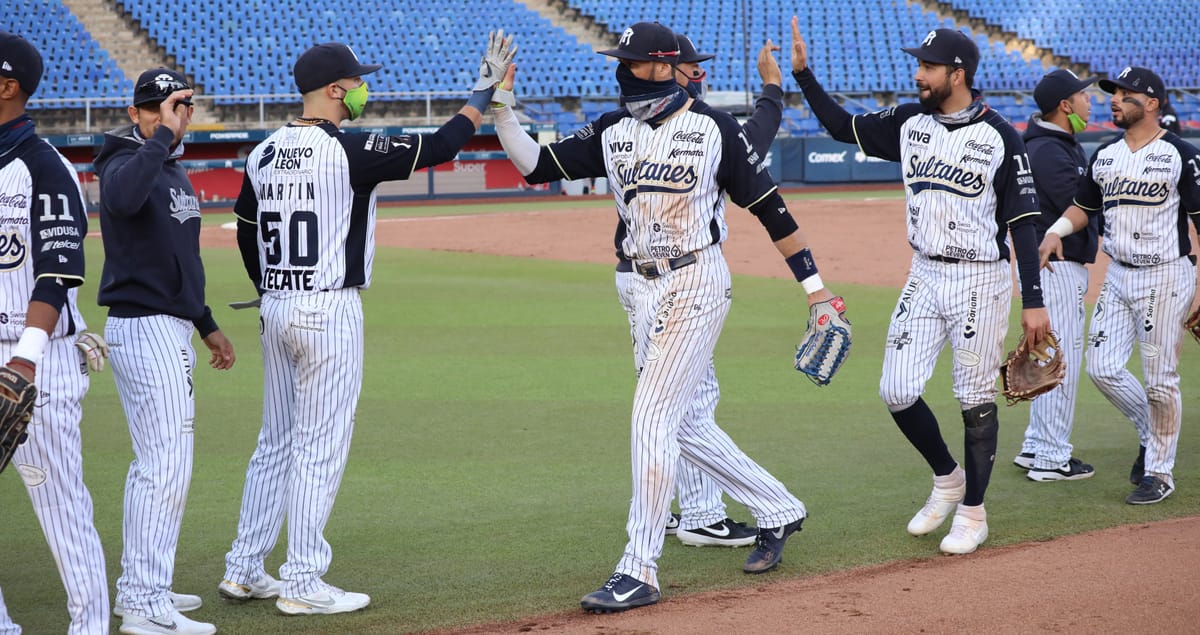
0, 134, 87, 340
1074, 132, 1200, 265
852, 104, 1039, 261
528, 100, 780, 261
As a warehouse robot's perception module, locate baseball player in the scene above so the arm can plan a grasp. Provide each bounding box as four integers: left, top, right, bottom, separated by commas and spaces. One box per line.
633, 34, 784, 548
0, 31, 109, 635
1013, 70, 1101, 482
96, 68, 235, 635
493, 21, 841, 612
1039, 66, 1200, 505
792, 19, 1049, 555
222, 36, 513, 615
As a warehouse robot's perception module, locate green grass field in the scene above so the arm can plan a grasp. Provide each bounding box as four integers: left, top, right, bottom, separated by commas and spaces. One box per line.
1, 197, 1196, 633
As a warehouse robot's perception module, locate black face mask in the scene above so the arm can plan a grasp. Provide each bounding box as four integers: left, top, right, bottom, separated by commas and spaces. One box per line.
615, 64, 688, 123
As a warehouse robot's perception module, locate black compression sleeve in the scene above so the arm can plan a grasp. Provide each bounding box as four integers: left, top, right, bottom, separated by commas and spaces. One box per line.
30, 276, 69, 312
748, 189, 799, 241
414, 114, 476, 169
792, 68, 856, 143
1011, 219, 1044, 309
236, 216, 262, 293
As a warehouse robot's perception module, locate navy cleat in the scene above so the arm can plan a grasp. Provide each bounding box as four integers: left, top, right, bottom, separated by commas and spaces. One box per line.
664, 512, 681, 535
743, 516, 805, 574
1126, 475, 1173, 505
580, 573, 660, 613
1130, 445, 1146, 486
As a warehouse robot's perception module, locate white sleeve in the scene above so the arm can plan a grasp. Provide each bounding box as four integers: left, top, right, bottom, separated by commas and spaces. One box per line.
492, 106, 541, 176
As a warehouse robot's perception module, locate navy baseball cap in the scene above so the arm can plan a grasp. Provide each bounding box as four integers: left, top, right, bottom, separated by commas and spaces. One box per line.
599, 22, 680, 63
1099, 66, 1166, 102
0, 31, 43, 96
1034, 69, 1098, 114
133, 68, 192, 107
676, 34, 714, 63
293, 42, 382, 94
902, 28, 979, 78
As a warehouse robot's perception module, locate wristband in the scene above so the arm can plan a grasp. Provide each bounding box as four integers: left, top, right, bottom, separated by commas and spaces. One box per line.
785, 248, 820, 282
12, 327, 49, 363
800, 273, 825, 295
466, 87, 496, 112
1047, 217, 1075, 239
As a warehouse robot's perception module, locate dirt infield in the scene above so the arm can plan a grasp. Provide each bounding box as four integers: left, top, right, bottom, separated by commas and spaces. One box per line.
204, 195, 1198, 633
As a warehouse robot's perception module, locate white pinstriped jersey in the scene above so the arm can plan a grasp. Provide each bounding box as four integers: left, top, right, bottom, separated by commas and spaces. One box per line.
538, 101, 776, 260
1074, 132, 1200, 265
852, 105, 1039, 262
0, 136, 87, 340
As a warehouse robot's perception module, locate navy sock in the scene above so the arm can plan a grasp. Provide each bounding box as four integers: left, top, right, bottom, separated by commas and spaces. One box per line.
890, 398, 957, 476
962, 403, 999, 506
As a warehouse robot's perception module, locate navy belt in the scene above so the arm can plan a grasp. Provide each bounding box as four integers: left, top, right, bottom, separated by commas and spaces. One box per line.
927, 254, 965, 264
1116, 254, 1197, 268
617, 253, 698, 279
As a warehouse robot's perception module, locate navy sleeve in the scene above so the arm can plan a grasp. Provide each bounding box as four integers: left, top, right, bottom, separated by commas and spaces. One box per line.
98, 126, 173, 216
192, 306, 218, 339
851, 104, 924, 163
524, 113, 620, 184
340, 114, 475, 188
232, 171, 262, 291
1072, 142, 1110, 214
708, 109, 798, 239
742, 84, 783, 157
1169, 136, 1200, 216
995, 122, 1039, 225
29, 145, 87, 295
1010, 219, 1044, 309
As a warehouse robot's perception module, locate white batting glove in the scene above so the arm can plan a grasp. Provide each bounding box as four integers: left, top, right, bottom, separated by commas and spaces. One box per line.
74, 332, 110, 373
474, 29, 517, 92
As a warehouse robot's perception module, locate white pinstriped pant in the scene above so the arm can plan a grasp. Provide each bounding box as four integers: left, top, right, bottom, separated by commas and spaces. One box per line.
616, 270, 728, 530
109, 314, 197, 618
224, 289, 363, 598
1021, 261, 1089, 468
614, 246, 805, 588
1086, 257, 1196, 485
0, 338, 108, 634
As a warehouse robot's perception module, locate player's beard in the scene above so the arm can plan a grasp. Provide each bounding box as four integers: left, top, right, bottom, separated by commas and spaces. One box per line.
918, 79, 953, 111
1113, 101, 1144, 129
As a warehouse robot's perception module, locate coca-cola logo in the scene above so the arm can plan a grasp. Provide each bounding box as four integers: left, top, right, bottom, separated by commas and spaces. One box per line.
672, 131, 705, 144
964, 140, 995, 155
0, 193, 28, 208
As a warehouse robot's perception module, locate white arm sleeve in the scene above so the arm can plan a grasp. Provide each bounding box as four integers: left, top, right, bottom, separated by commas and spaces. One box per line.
492, 105, 541, 176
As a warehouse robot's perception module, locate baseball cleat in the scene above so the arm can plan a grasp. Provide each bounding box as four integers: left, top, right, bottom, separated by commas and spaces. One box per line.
219, 574, 281, 601
743, 516, 804, 574
113, 592, 202, 618
664, 512, 681, 536
276, 584, 370, 615
580, 573, 660, 613
677, 518, 758, 547
118, 608, 215, 635
1130, 445, 1147, 486
1027, 457, 1095, 482
907, 466, 965, 536
1012, 452, 1035, 470
939, 505, 988, 555
1126, 475, 1173, 505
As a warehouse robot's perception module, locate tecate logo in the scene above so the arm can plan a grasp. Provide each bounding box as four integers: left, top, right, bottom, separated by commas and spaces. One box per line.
808, 151, 847, 164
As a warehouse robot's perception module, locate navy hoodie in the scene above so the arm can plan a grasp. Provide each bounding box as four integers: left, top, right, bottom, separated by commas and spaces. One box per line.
1022, 114, 1100, 264
95, 124, 218, 336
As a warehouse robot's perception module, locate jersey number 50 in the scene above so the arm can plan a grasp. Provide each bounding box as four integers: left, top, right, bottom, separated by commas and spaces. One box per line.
260, 210, 319, 266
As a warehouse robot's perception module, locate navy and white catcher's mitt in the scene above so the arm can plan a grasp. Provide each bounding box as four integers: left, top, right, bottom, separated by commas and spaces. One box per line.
0, 364, 38, 474
794, 296, 852, 385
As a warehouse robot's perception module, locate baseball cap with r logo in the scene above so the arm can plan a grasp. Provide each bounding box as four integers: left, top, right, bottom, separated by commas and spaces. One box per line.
599, 22, 680, 63
902, 28, 979, 78
0, 31, 43, 96
1099, 66, 1166, 103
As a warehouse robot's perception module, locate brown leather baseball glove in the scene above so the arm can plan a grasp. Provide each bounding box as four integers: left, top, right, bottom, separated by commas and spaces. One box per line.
1186, 307, 1200, 345
0, 364, 37, 473
1000, 332, 1066, 406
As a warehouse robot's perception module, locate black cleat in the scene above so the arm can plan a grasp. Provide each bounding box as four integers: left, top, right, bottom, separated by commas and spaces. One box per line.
743, 516, 804, 574
580, 573, 660, 613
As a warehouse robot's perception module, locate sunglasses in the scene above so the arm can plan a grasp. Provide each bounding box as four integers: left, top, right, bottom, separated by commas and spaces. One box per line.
137, 78, 193, 105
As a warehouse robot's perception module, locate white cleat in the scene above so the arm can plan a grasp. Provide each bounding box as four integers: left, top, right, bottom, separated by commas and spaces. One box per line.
939, 505, 989, 555
119, 608, 215, 635
907, 466, 966, 536
113, 592, 202, 618
276, 584, 370, 615
218, 574, 281, 600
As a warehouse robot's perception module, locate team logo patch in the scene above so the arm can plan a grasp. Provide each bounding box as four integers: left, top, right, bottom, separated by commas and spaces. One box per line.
16, 464, 47, 487
571, 123, 595, 140
905, 155, 987, 198
169, 187, 201, 223
258, 142, 276, 169
953, 348, 981, 367
1099, 176, 1169, 210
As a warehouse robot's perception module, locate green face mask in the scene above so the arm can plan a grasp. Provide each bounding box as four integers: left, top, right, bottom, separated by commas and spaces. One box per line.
340, 81, 369, 120
1066, 112, 1087, 133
